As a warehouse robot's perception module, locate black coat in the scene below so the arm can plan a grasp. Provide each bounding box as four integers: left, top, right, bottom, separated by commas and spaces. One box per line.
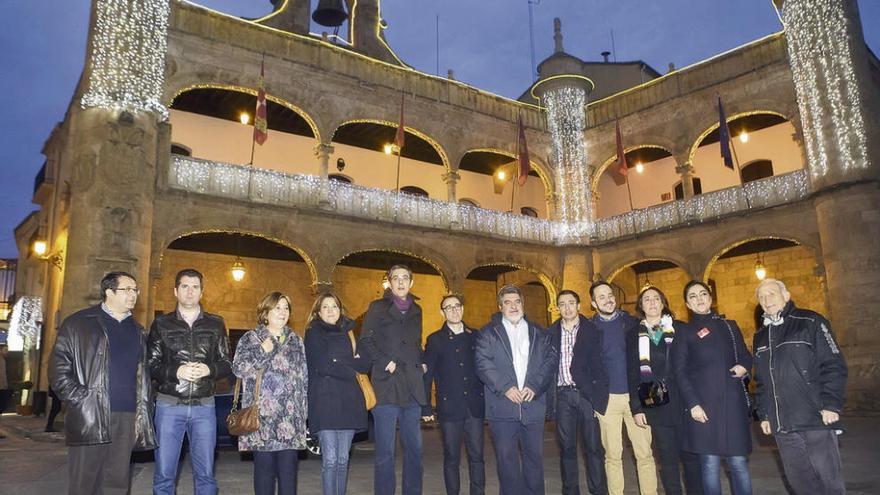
546, 315, 600, 419
358, 293, 427, 406
147, 309, 232, 403
49, 305, 156, 449
570, 312, 639, 415
625, 319, 688, 426
304, 317, 371, 433
673, 312, 753, 456
753, 301, 847, 433
475, 313, 557, 424
422, 323, 485, 420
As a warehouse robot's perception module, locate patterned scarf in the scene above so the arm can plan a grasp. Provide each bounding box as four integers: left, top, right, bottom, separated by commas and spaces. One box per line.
638, 314, 675, 379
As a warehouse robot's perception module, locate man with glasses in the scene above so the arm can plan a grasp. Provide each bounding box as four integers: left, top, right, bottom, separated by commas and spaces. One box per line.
148, 268, 232, 495
360, 264, 429, 495
476, 285, 557, 495
50, 271, 156, 494
422, 294, 485, 495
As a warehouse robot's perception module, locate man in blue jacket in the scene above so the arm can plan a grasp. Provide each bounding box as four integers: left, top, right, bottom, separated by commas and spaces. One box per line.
754, 278, 847, 495
423, 294, 485, 495
475, 285, 557, 495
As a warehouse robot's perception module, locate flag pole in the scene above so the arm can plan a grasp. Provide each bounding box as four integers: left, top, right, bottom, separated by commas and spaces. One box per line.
728, 130, 751, 209
509, 168, 517, 213
395, 150, 402, 192
625, 172, 635, 211
249, 133, 257, 165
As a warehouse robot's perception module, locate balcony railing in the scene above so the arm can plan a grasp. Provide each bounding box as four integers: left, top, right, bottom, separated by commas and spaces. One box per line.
169, 156, 810, 246
168, 156, 557, 244
592, 170, 811, 242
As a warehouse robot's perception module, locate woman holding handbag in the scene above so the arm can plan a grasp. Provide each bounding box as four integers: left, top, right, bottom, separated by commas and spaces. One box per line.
626, 287, 703, 495
304, 292, 371, 495
673, 281, 754, 495
232, 292, 308, 495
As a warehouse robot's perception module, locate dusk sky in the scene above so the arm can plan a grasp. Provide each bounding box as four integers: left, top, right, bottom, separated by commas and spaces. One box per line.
0, 0, 877, 258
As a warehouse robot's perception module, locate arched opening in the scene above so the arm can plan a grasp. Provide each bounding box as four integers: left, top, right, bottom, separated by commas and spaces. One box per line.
458, 150, 548, 217
673, 177, 702, 200
170, 143, 192, 156
330, 121, 446, 196
400, 186, 429, 198
329, 173, 353, 184
464, 264, 555, 327
607, 259, 690, 318
169, 86, 317, 173
157, 232, 315, 349
459, 198, 480, 207
332, 250, 447, 340
520, 207, 539, 218
595, 146, 676, 218
741, 159, 774, 183
703, 237, 826, 343
691, 112, 803, 194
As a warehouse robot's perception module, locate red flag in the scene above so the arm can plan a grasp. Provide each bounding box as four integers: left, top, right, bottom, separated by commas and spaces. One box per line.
612, 120, 628, 186
516, 114, 530, 186
253, 58, 268, 146
394, 94, 405, 149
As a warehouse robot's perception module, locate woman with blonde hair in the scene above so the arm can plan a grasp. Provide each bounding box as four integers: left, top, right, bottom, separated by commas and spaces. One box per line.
304, 292, 370, 495
233, 292, 308, 495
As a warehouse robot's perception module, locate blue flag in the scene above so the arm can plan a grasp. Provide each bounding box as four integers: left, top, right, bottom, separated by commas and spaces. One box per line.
718, 96, 734, 170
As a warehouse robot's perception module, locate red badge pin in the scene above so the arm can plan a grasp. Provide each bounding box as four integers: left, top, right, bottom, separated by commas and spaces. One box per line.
697, 327, 710, 339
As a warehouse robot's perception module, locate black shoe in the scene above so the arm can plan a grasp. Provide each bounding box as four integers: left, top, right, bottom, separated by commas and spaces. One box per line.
45, 428, 57, 433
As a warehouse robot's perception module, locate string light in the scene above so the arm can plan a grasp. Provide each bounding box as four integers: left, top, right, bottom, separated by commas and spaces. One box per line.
543, 86, 592, 240
81, 0, 170, 117
781, 0, 870, 179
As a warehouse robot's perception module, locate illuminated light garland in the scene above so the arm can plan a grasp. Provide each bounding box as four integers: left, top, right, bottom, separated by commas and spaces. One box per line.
81, 0, 170, 117
543, 86, 592, 240
592, 170, 810, 242
170, 157, 811, 245
169, 156, 557, 244
781, 0, 870, 179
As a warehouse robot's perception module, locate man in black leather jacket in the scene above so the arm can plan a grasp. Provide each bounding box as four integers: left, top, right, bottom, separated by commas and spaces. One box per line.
148, 268, 232, 495
754, 278, 847, 495
49, 271, 156, 494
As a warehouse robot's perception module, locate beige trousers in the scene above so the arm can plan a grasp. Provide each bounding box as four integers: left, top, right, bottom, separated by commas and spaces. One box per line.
595, 393, 658, 495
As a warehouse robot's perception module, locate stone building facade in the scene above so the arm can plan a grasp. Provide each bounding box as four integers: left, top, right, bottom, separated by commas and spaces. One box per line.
15, 0, 880, 409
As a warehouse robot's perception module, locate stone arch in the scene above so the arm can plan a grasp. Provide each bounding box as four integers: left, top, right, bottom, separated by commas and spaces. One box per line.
686, 109, 792, 166
701, 234, 817, 283
331, 248, 452, 293
330, 119, 451, 172
591, 144, 677, 193
166, 83, 323, 143
460, 148, 554, 196
463, 261, 558, 313
606, 257, 692, 317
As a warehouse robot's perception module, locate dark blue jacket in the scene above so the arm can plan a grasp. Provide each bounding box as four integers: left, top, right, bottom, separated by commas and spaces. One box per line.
546, 314, 601, 419
570, 311, 639, 415
475, 313, 557, 424
422, 322, 485, 420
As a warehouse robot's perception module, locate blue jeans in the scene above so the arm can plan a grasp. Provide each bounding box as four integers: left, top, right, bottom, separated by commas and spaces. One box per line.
439, 412, 485, 495
372, 404, 423, 495
700, 454, 751, 495
489, 420, 545, 495
318, 429, 356, 495
153, 402, 218, 495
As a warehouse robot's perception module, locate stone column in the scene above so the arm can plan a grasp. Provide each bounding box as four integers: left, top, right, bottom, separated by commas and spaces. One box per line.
545, 191, 558, 220
561, 247, 592, 300
442, 170, 460, 203
314, 142, 334, 178
777, 0, 880, 409
675, 163, 695, 199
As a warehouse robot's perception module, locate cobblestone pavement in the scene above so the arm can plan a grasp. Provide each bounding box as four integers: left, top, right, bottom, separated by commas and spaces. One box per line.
1, 413, 877, 494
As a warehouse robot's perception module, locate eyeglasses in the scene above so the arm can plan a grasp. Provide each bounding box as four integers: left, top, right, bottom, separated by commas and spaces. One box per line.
390, 275, 411, 282
112, 287, 140, 295
442, 303, 463, 312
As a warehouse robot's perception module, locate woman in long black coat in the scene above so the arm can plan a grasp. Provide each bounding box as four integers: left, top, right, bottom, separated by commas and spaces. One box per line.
304, 292, 371, 495
672, 281, 754, 495
626, 287, 703, 495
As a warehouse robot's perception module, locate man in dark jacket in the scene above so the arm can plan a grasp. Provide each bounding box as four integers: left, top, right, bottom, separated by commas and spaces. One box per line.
49, 271, 156, 495
548, 289, 607, 495
423, 294, 485, 495
754, 278, 848, 495
475, 285, 557, 495
359, 264, 428, 495
148, 268, 232, 495
572, 281, 656, 495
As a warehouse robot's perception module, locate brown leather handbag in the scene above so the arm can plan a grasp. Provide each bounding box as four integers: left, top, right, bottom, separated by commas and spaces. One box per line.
348, 331, 376, 411
226, 370, 263, 436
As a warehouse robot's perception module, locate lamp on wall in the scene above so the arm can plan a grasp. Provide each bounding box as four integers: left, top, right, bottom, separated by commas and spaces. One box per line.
635, 162, 645, 174
231, 257, 246, 282
739, 130, 749, 143
32, 239, 63, 270
754, 254, 767, 280
239, 112, 250, 125
336, 157, 346, 172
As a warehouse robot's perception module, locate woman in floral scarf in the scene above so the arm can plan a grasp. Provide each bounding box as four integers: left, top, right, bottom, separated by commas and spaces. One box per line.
626, 287, 703, 495
233, 292, 308, 495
